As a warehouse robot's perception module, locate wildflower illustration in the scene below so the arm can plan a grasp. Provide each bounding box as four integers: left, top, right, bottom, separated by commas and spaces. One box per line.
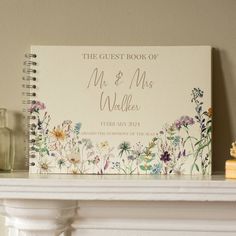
29, 88, 212, 175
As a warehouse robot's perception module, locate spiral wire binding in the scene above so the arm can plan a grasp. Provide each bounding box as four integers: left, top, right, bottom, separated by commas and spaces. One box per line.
22, 53, 37, 168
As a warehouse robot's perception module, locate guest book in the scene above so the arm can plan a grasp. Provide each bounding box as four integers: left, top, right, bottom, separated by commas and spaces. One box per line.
23, 46, 212, 175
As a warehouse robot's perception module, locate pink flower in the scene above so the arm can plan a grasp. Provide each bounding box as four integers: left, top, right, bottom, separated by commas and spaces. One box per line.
104, 159, 109, 170
29, 101, 46, 113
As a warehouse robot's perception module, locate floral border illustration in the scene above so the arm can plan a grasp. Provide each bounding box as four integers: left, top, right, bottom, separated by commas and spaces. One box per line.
29, 88, 212, 175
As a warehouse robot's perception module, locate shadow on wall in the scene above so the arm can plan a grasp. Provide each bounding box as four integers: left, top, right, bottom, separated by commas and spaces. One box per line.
212, 49, 233, 173
11, 111, 28, 171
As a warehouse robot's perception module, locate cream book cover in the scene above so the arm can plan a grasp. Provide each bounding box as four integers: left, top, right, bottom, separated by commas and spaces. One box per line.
27, 46, 212, 175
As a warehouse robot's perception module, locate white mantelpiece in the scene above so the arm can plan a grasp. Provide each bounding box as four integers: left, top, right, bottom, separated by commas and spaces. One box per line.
0, 173, 236, 236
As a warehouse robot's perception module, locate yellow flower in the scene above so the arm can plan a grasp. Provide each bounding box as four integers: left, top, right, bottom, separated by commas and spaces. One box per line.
144, 155, 152, 162
67, 153, 80, 164
98, 141, 109, 150
72, 168, 79, 174
41, 163, 48, 170
38, 160, 52, 173
207, 107, 213, 118
51, 128, 66, 141
230, 142, 236, 158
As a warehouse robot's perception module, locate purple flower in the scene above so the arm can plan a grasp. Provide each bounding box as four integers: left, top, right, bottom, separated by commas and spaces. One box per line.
174, 120, 182, 130
178, 151, 181, 159
174, 116, 195, 130
127, 155, 136, 161
160, 151, 171, 163
177, 150, 186, 159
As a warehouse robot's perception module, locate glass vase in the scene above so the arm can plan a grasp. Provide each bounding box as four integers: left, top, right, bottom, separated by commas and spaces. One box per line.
0, 108, 14, 172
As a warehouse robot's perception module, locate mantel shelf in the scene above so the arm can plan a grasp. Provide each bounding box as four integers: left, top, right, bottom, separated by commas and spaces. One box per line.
0, 172, 234, 202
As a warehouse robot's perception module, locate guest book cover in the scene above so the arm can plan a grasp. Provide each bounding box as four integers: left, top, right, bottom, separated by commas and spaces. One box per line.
27, 46, 212, 175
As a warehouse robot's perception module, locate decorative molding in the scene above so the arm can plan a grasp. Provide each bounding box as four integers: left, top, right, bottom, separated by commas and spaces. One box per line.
74, 219, 236, 232
72, 201, 236, 235
1, 173, 236, 236
0, 173, 234, 201
1, 199, 77, 236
